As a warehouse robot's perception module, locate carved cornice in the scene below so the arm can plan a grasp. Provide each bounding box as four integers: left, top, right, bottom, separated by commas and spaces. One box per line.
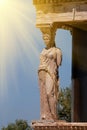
33, 0, 87, 5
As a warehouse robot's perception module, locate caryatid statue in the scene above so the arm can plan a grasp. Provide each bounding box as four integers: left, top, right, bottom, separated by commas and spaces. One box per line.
38, 27, 62, 121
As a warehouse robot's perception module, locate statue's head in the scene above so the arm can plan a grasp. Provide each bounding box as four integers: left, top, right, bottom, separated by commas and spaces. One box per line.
43, 33, 55, 48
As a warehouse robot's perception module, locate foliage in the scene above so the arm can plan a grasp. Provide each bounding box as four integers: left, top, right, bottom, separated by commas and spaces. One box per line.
1, 119, 32, 130
58, 87, 72, 122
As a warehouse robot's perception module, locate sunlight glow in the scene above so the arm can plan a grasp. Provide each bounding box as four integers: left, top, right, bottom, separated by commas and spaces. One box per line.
0, 0, 39, 97
0, 0, 7, 5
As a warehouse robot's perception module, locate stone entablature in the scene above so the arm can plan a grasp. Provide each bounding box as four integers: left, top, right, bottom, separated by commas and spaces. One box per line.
33, 0, 87, 31
33, 0, 87, 5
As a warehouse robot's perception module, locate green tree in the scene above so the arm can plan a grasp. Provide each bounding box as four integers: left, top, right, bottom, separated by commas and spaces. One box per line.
58, 87, 72, 122
15, 119, 30, 130
1, 119, 32, 130
2, 127, 6, 130
7, 123, 16, 130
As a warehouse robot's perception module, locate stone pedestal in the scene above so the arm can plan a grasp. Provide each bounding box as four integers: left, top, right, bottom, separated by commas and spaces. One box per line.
32, 121, 87, 130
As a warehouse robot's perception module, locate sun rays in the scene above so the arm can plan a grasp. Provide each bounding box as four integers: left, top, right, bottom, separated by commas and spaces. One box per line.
0, 0, 39, 97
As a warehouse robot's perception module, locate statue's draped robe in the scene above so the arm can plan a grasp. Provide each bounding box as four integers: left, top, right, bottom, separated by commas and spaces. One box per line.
38, 47, 62, 120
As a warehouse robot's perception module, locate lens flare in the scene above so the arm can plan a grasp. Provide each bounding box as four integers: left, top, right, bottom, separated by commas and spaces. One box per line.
0, 0, 39, 97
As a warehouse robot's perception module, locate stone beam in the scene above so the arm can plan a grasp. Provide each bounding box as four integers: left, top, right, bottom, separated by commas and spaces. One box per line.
33, 0, 87, 31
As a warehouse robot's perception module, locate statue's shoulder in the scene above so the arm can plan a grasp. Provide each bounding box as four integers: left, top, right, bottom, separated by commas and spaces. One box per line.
56, 47, 61, 50
55, 47, 62, 53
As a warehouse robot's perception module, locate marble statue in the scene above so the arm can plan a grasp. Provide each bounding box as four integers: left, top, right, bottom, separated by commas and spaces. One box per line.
38, 33, 62, 121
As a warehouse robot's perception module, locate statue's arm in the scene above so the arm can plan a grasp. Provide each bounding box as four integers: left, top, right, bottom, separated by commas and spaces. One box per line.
56, 49, 62, 67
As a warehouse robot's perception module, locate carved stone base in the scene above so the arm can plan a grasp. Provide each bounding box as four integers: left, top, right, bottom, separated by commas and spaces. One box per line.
32, 121, 87, 130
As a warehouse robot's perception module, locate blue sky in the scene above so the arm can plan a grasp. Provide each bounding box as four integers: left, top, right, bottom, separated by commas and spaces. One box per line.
0, 0, 72, 128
